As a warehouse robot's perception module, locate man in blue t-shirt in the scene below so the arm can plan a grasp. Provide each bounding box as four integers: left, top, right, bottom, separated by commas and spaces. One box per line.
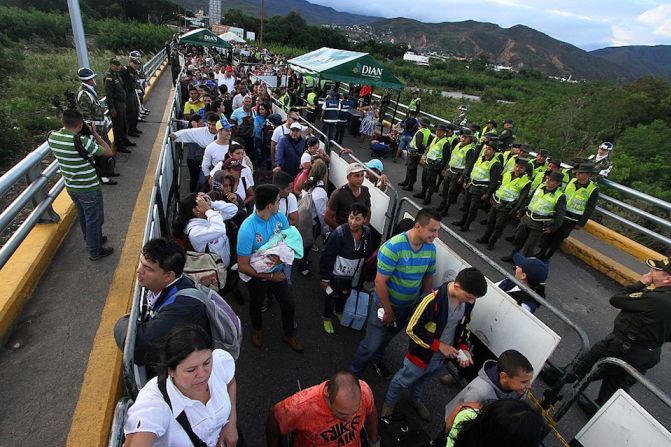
237, 184, 304, 353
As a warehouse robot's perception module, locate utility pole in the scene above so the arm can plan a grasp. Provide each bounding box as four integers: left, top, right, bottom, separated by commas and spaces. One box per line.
259, 0, 264, 48
67, 0, 90, 68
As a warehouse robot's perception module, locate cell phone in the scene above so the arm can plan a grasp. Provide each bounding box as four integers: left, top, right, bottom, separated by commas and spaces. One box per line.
457, 350, 469, 362
325, 286, 334, 295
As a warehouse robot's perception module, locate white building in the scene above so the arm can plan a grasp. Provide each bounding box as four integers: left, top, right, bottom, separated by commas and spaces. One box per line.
403, 51, 430, 66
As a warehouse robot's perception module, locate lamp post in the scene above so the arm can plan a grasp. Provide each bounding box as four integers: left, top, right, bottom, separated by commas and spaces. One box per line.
67, 0, 90, 68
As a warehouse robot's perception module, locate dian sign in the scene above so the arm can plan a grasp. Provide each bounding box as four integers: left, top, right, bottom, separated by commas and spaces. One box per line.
361, 65, 383, 78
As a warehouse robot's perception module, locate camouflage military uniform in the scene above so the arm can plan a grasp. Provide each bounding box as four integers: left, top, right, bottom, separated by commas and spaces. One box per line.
76, 83, 109, 140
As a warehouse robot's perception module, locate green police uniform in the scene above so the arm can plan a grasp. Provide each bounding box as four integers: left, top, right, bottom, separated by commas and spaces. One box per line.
536, 177, 599, 260
104, 67, 128, 148
478, 169, 531, 249
416, 135, 451, 204
507, 183, 566, 257
120, 65, 140, 134
571, 272, 671, 405
438, 140, 475, 216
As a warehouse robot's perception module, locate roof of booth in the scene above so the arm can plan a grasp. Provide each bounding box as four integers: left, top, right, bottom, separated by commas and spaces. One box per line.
288, 47, 403, 90
179, 28, 232, 48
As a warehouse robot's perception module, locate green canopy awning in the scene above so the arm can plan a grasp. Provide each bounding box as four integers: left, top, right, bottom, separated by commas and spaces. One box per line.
288, 47, 404, 90
179, 28, 231, 48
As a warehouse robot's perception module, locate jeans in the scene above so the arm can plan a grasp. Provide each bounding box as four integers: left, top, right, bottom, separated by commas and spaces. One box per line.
321, 122, 336, 142
69, 189, 105, 257
385, 354, 445, 405
349, 301, 416, 378
398, 134, 413, 150
245, 277, 295, 336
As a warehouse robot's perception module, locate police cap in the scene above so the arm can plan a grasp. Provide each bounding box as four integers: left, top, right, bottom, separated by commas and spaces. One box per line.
548, 158, 562, 167
646, 257, 671, 274
538, 149, 550, 157
575, 163, 597, 173
547, 170, 564, 182
520, 144, 531, 153
460, 128, 473, 137
109, 58, 121, 66
77, 67, 96, 81
485, 140, 500, 151
515, 157, 529, 166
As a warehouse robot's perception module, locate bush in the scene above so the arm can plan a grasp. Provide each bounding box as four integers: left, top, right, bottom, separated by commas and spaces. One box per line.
92, 19, 173, 53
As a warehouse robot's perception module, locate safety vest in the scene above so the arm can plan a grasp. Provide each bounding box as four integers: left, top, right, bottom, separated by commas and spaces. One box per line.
527, 186, 563, 219
279, 93, 290, 110
495, 171, 530, 203
446, 134, 458, 146
322, 98, 340, 123
529, 160, 547, 178
408, 97, 421, 112
306, 92, 317, 110
448, 143, 473, 170
470, 156, 499, 185
564, 178, 597, 216
304, 75, 315, 89
426, 136, 449, 161
409, 128, 432, 152
501, 151, 517, 173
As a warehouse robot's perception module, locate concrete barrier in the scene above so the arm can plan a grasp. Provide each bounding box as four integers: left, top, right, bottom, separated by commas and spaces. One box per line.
583, 220, 663, 262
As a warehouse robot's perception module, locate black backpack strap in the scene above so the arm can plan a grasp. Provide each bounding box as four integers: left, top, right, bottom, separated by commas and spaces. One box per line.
158, 377, 208, 447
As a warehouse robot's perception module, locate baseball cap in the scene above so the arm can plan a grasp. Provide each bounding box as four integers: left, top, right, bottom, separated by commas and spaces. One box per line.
223, 158, 244, 171
346, 163, 366, 176
225, 65, 233, 72
290, 122, 302, 130
513, 253, 549, 286
216, 120, 232, 131
646, 257, 671, 274
365, 159, 384, 173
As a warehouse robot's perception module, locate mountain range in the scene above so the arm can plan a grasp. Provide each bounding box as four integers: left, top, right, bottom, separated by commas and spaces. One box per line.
176, 0, 671, 81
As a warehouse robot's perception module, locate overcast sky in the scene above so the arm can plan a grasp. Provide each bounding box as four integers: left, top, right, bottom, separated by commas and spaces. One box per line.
308, 0, 671, 51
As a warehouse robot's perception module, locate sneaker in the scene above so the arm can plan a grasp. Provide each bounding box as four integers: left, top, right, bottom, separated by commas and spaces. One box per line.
440, 373, 456, 385
282, 335, 304, 353
323, 318, 334, 334
89, 246, 114, 261
372, 362, 392, 380
251, 330, 263, 347
410, 400, 431, 421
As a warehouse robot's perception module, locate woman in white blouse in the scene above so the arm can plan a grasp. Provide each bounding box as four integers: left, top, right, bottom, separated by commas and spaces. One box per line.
124, 325, 240, 446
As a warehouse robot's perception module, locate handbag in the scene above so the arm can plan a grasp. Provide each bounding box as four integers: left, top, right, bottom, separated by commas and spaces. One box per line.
379, 413, 431, 447
184, 251, 227, 292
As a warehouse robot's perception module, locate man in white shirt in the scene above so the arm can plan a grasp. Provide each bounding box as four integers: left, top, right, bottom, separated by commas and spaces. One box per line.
221, 65, 236, 93
201, 120, 232, 182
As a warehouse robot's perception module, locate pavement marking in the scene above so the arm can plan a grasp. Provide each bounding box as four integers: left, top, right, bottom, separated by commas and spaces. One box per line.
0, 193, 76, 340
562, 236, 641, 285
584, 220, 663, 262
66, 62, 171, 447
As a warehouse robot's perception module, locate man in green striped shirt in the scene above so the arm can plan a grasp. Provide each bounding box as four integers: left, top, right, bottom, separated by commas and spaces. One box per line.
349, 208, 440, 379
48, 109, 114, 260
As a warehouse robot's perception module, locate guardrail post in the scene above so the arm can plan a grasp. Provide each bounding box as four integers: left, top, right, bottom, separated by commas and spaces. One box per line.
25, 162, 60, 224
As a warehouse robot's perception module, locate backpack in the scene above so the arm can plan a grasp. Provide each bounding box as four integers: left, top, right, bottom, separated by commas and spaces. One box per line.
183, 251, 227, 291
178, 284, 242, 360
296, 189, 317, 247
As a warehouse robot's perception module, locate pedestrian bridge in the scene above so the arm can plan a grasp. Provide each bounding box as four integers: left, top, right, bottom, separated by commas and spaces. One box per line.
0, 50, 669, 447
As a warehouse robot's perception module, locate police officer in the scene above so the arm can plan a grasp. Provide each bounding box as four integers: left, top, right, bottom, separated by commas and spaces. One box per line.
400, 118, 431, 192
565, 257, 671, 409
76, 67, 120, 183
335, 93, 357, 144
305, 87, 319, 124
452, 139, 502, 232
535, 162, 599, 261
413, 123, 455, 204
501, 143, 522, 174
320, 92, 340, 142
529, 149, 549, 178
477, 157, 531, 250
501, 169, 566, 260
104, 59, 133, 152
588, 141, 614, 179
408, 89, 421, 115
478, 119, 497, 142
498, 119, 516, 148
436, 128, 476, 217
121, 55, 141, 137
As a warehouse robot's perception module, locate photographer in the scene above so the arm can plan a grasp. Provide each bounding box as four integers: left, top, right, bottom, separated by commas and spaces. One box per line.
48, 109, 114, 261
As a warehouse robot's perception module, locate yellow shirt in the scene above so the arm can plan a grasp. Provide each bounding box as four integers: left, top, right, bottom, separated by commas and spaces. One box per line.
183, 98, 205, 116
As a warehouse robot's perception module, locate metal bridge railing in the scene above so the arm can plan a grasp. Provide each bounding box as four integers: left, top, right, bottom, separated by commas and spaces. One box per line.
0, 49, 167, 270
346, 84, 671, 249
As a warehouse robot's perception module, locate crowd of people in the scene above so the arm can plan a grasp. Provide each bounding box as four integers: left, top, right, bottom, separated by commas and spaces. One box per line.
45, 39, 671, 447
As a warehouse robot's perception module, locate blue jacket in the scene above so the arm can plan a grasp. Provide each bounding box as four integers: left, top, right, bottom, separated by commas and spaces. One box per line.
275, 135, 305, 177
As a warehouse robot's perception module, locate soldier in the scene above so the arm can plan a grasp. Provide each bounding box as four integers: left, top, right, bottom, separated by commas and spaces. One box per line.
130, 50, 150, 118
535, 163, 599, 261
104, 59, 133, 152
455, 105, 468, 127
121, 55, 141, 138
399, 118, 431, 192
436, 128, 476, 217
561, 257, 671, 411
588, 141, 614, 179
452, 139, 502, 232
413, 123, 456, 205
75, 67, 120, 184
501, 170, 566, 261
476, 157, 531, 250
